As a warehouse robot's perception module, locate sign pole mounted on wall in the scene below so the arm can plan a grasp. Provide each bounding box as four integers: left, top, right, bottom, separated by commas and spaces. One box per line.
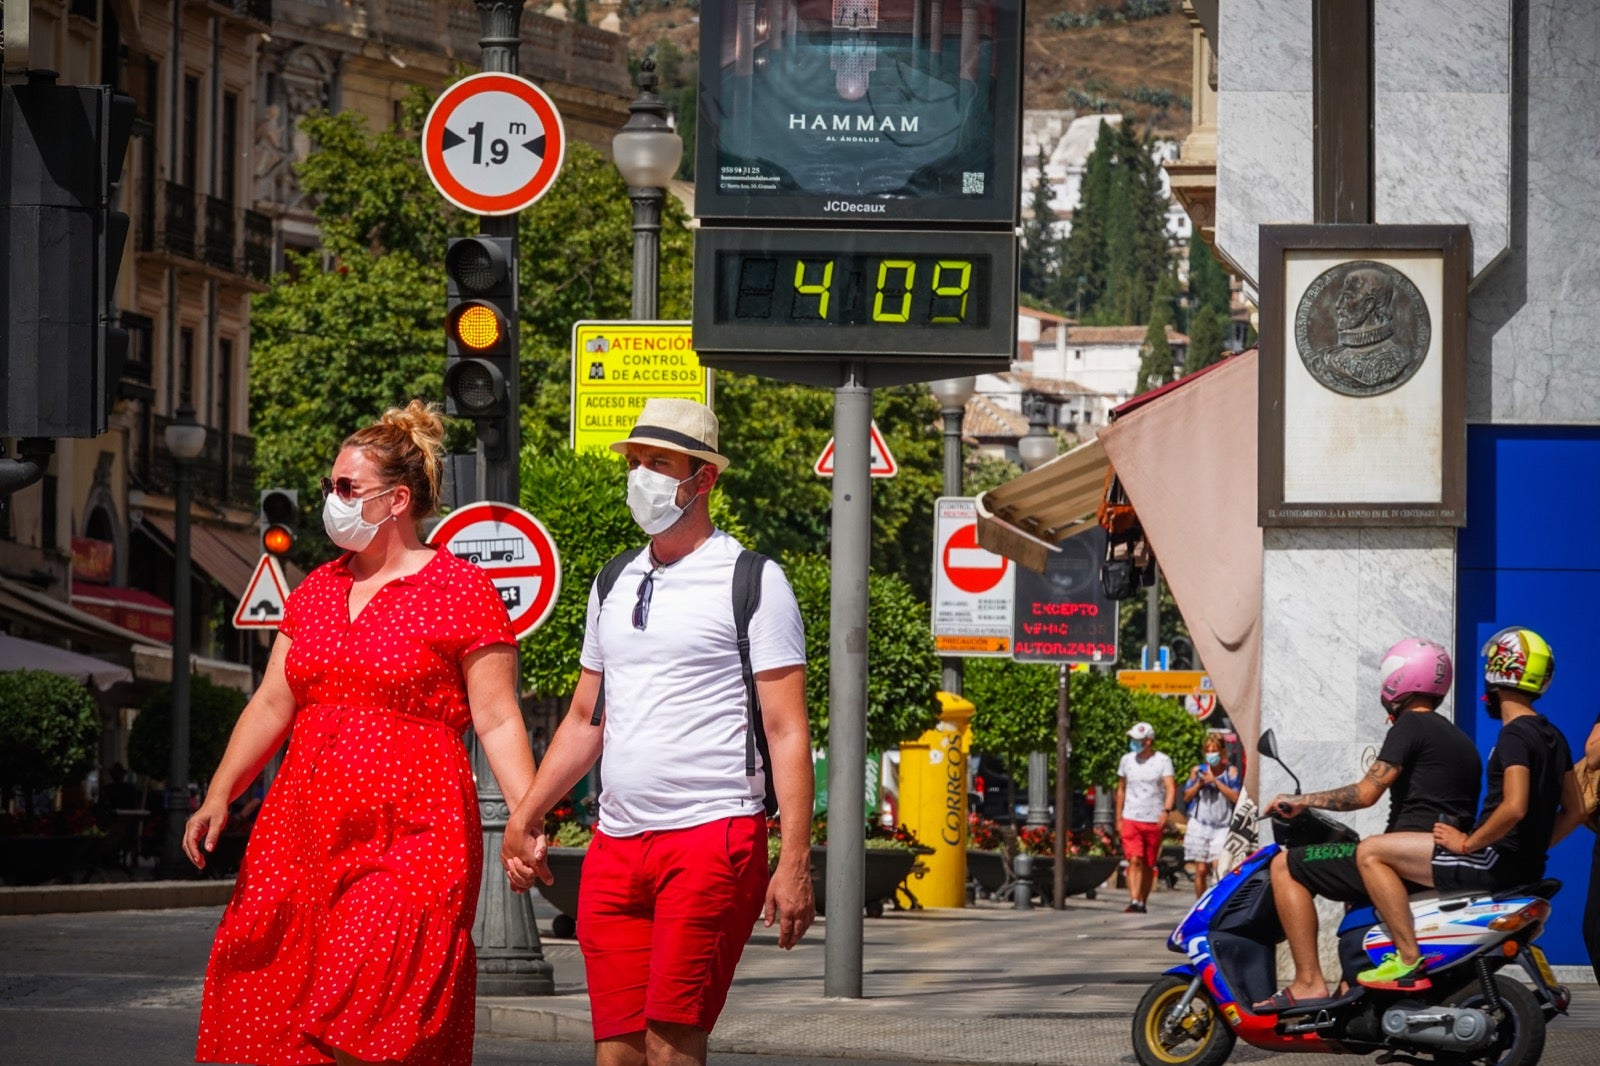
693, 0, 1025, 993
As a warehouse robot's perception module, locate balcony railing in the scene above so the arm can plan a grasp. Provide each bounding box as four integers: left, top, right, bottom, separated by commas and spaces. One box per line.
203, 194, 237, 270
161, 181, 196, 259
147, 416, 258, 510
243, 210, 273, 281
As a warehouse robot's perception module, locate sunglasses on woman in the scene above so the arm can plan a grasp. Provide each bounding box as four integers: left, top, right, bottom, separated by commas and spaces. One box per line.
320, 476, 390, 503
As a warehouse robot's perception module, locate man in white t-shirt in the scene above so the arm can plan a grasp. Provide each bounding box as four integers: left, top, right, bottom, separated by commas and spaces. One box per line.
1116, 721, 1176, 914
503, 399, 814, 1066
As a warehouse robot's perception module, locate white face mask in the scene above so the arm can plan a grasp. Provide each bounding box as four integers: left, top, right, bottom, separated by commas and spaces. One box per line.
626, 466, 697, 536
322, 487, 396, 551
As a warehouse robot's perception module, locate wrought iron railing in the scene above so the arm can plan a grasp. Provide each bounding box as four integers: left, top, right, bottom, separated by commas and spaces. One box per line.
203, 195, 237, 271
162, 181, 196, 259
243, 210, 273, 281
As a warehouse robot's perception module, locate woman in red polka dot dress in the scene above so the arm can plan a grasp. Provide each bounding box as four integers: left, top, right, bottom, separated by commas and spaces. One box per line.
183, 401, 537, 1065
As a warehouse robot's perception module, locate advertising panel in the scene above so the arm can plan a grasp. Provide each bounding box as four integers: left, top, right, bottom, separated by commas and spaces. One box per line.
1010, 525, 1118, 663
695, 0, 1022, 225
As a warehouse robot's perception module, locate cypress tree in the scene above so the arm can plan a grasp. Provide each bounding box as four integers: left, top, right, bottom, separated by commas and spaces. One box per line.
1182, 308, 1226, 376
1187, 231, 1231, 321
1136, 275, 1177, 392
1057, 119, 1116, 317
1020, 148, 1058, 300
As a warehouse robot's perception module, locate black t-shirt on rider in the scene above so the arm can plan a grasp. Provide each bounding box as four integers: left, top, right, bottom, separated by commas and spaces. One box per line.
1476, 713, 1573, 880
1375, 709, 1482, 833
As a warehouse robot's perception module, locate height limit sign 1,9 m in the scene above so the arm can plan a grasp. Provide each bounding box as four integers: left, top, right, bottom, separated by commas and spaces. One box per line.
423, 71, 567, 216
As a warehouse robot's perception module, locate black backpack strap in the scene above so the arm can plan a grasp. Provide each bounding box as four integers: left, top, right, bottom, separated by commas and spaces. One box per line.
733, 550, 778, 816
590, 546, 645, 726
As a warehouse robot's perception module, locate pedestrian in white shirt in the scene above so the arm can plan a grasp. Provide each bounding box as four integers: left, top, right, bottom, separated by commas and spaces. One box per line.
1116, 721, 1176, 913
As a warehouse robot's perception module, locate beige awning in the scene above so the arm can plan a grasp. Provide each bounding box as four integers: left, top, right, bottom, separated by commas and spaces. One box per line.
974, 437, 1109, 572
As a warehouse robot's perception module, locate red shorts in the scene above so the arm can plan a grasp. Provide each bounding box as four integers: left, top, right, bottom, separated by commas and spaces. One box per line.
1121, 818, 1164, 867
576, 814, 769, 1041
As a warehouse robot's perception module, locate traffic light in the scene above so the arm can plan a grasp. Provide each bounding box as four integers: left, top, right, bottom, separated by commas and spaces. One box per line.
443, 236, 516, 461
259, 488, 298, 557
0, 73, 135, 439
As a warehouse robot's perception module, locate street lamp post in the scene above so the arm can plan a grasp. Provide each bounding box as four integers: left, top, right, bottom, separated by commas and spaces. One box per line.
159, 404, 206, 879
1016, 399, 1057, 834
928, 377, 974, 697
613, 57, 683, 320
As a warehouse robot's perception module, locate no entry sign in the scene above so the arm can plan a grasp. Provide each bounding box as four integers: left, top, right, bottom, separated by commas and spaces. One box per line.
427, 502, 561, 639
930, 497, 1014, 656
422, 72, 566, 216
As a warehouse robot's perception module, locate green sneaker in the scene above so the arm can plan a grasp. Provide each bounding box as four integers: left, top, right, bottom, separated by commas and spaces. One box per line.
1357, 952, 1431, 990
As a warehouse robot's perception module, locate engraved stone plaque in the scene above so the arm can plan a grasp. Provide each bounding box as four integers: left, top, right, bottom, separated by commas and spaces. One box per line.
1294, 260, 1431, 397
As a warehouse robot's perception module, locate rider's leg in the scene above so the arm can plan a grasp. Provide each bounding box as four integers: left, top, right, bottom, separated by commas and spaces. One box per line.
1269, 851, 1330, 1000
1355, 833, 1436, 965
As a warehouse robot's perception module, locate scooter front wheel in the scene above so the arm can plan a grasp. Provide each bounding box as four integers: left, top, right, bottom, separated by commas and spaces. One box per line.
1131, 974, 1236, 1066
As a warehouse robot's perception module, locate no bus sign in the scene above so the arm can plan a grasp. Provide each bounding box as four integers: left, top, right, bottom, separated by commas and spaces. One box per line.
427, 502, 562, 639
422, 72, 567, 216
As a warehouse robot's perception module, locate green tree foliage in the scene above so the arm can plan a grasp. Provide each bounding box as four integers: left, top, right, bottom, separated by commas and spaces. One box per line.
1182, 308, 1227, 376
965, 665, 1207, 790
1019, 148, 1058, 300
515, 447, 747, 697
126, 675, 248, 784
713, 381, 945, 602
1186, 231, 1231, 320
250, 94, 693, 567
0, 670, 100, 805
965, 453, 1023, 495
1056, 119, 1174, 325
783, 553, 941, 753
1135, 275, 1177, 392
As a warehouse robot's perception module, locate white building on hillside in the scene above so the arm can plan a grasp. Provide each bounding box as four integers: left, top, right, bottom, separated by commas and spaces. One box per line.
1030, 323, 1189, 400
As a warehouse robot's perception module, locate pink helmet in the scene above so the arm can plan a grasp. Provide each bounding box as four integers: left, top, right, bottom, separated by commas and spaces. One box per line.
1379, 638, 1453, 714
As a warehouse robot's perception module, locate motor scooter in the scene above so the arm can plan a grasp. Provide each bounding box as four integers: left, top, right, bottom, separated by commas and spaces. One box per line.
1130, 729, 1568, 1066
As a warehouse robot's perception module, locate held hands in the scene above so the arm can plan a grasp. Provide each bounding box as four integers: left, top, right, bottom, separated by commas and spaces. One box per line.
1432, 821, 1470, 855
500, 814, 553, 894
182, 797, 231, 870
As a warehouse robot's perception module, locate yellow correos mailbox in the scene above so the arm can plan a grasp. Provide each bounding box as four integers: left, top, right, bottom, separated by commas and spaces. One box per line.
896, 691, 975, 908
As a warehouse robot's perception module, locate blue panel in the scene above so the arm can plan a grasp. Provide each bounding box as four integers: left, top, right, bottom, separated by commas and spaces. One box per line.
1459, 425, 1600, 570
1457, 425, 1600, 967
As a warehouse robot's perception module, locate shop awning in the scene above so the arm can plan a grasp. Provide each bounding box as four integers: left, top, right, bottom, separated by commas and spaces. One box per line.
0, 632, 134, 689
142, 515, 304, 600
70, 580, 174, 644
974, 437, 1109, 573
0, 574, 162, 655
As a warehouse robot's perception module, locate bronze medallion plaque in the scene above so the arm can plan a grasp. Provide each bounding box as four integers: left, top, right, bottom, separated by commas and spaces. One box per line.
1294, 260, 1431, 397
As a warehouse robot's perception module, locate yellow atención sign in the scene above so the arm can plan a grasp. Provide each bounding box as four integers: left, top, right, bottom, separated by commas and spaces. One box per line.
570, 321, 709, 456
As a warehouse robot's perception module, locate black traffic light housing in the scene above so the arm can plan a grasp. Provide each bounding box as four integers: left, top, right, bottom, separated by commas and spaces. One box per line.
443, 236, 516, 461
0, 72, 135, 439
259, 488, 298, 557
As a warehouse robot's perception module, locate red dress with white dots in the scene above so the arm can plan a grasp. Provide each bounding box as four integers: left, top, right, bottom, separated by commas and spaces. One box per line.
196, 548, 515, 1065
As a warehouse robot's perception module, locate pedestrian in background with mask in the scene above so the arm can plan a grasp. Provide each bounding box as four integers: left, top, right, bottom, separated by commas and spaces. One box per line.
503, 398, 814, 1066
185, 400, 537, 1065
1116, 721, 1176, 914
1180, 733, 1241, 898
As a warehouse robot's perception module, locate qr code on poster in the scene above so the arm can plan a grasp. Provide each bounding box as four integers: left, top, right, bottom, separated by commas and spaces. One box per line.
962, 171, 985, 194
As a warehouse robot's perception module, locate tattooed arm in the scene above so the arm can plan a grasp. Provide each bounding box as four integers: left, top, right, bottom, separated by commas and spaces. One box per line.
1268, 759, 1400, 818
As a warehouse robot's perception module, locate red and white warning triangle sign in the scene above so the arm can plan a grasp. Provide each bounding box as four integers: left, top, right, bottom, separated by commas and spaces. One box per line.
233, 554, 292, 630
815, 421, 898, 478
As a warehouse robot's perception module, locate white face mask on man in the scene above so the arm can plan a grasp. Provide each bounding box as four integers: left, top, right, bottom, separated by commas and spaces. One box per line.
626, 466, 697, 536
322, 487, 396, 551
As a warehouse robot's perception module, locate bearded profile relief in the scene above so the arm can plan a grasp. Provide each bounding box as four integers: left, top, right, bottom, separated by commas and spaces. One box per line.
1293, 261, 1431, 398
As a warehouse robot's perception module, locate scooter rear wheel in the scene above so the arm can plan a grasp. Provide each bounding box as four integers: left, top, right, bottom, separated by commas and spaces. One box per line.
1440, 973, 1545, 1066
1130, 974, 1236, 1066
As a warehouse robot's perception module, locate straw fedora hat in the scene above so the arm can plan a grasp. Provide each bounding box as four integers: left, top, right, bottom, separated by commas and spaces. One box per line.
610, 398, 731, 472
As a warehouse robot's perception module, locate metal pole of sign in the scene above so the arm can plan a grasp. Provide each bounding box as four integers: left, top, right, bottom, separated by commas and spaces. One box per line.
474, 0, 523, 507
467, 0, 551, 998
1052, 662, 1071, 909
824, 361, 871, 998
1146, 565, 1161, 669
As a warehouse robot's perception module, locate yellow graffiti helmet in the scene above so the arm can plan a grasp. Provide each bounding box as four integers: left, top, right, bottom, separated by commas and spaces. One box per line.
1480, 627, 1555, 698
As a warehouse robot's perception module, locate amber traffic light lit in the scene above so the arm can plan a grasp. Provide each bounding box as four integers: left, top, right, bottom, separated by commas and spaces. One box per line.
450, 304, 503, 351
262, 525, 294, 556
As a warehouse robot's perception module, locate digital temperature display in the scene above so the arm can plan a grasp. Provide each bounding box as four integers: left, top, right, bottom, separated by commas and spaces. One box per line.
692, 228, 1016, 365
